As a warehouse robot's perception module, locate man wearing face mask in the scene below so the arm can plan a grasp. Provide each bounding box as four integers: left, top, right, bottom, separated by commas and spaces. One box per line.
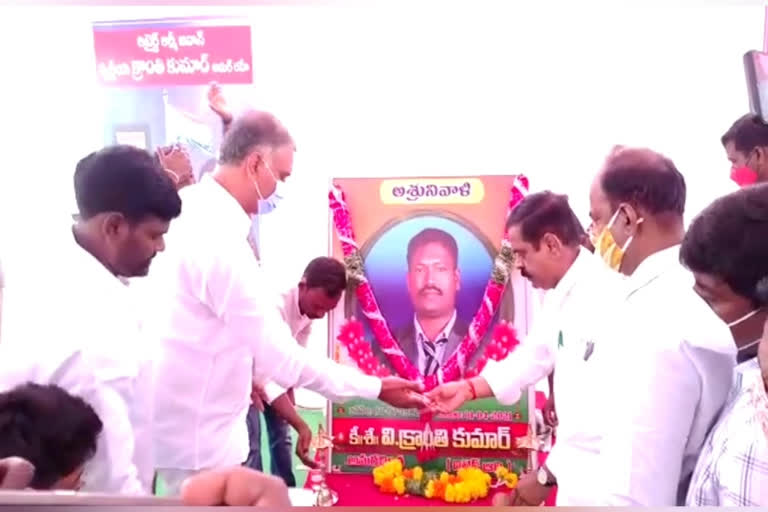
587, 146, 736, 506
144, 111, 428, 496
679, 184, 768, 506
206, 82, 296, 482
721, 113, 768, 187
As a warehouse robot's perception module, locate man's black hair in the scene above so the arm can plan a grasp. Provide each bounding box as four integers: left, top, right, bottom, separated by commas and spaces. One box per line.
600, 146, 686, 219
406, 228, 459, 269
74, 145, 182, 222
721, 113, 768, 153
506, 191, 584, 248
303, 257, 347, 297
0, 383, 103, 489
681, 183, 768, 306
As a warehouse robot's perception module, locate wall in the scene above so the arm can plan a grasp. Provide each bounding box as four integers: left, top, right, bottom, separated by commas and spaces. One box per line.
0, 2, 763, 406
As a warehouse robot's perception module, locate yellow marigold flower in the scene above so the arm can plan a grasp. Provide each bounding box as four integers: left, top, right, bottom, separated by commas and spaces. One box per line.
425, 480, 435, 499
439, 471, 450, 483
445, 483, 456, 503
393, 475, 406, 495
505, 472, 519, 489
495, 466, 509, 478
455, 482, 470, 503
412, 466, 424, 480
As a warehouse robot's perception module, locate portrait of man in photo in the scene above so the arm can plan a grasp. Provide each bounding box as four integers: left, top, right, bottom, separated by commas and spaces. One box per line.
394, 228, 468, 376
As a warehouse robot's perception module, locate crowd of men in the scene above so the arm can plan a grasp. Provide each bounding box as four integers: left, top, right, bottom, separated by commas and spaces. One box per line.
0, 99, 766, 506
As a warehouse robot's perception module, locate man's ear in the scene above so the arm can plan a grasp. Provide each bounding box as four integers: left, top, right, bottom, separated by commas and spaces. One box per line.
244, 150, 264, 180
541, 232, 562, 254
754, 146, 768, 170
619, 203, 641, 234
101, 212, 126, 239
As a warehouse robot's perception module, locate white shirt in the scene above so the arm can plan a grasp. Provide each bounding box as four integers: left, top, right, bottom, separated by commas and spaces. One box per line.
0, 232, 152, 494
415, 310, 457, 375
259, 286, 314, 403
481, 248, 622, 505
145, 176, 381, 471
594, 245, 736, 506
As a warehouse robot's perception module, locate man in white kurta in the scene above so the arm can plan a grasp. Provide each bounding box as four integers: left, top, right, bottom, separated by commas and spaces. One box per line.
594, 246, 735, 505
587, 146, 736, 505
145, 112, 425, 494
427, 191, 621, 505
0, 145, 183, 494
481, 247, 620, 504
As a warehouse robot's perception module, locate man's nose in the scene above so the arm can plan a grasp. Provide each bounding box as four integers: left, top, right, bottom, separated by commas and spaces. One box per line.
156, 237, 166, 253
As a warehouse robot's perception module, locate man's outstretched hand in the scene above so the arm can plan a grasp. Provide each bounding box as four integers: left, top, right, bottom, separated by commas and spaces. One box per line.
156, 144, 194, 189
378, 376, 431, 409
207, 82, 232, 123
425, 380, 474, 413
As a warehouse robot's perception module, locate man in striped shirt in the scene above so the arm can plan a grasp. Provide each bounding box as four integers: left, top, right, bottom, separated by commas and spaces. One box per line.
682, 184, 768, 506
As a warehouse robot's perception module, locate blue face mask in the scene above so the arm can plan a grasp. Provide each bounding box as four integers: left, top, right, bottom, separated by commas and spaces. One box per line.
258, 180, 285, 215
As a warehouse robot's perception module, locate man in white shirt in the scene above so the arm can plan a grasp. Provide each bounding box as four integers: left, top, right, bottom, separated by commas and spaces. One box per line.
376, 228, 469, 376
588, 146, 736, 505
0, 145, 183, 494
145, 111, 427, 495
246, 257, 348, 486
679, 184, 768, 506
426, 191, 621, 505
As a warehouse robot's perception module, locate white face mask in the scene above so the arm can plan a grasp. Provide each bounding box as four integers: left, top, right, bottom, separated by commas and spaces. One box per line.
251, 159, 285, 215
727, 309, 762, 355
727, 309, 760, 328
258, 180, 286, 215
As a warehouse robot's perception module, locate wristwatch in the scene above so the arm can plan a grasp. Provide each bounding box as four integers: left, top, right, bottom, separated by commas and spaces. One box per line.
536, 465, 556, 487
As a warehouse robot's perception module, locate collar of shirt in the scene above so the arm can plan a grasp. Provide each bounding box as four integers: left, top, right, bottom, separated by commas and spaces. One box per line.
415, 310, 457, 344
542, 247, 597, 309
284, 286, 312, 337
66, 227, 129, 294
625, 244, 683, 297
194, 174, 253, 239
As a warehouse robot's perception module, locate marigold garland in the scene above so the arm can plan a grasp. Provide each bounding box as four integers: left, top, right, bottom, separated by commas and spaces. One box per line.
372, 458, 517, 504
337, 317, 520, 379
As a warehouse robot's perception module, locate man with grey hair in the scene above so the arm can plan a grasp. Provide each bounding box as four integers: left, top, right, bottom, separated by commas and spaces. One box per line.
144, 110, 427, 495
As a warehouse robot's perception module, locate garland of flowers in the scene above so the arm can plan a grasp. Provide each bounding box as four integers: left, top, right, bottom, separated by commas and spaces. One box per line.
372, 458, 518, 504
337, 318, 520, 379
329, 175, 529, 390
